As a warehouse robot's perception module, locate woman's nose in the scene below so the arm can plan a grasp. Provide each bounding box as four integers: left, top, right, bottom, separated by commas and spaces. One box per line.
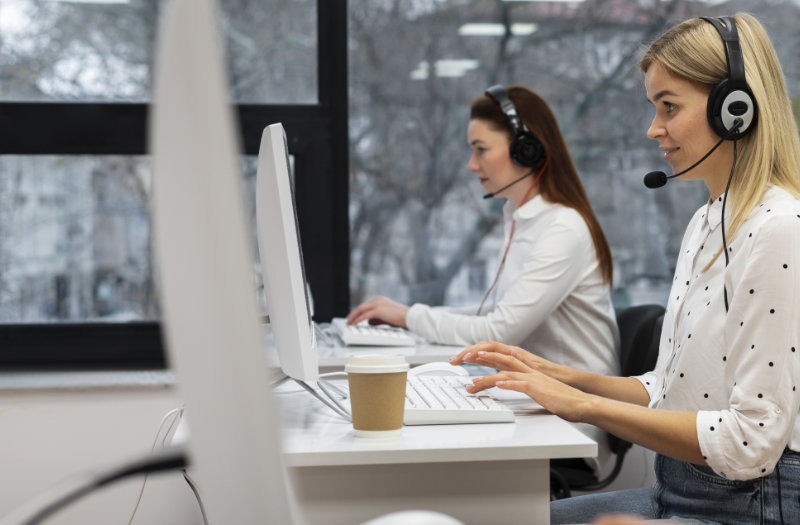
646, 115, 665, 140
467, 153, 479, 172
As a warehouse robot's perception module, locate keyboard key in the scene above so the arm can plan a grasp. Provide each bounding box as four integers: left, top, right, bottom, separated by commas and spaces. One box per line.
403, 375, 514, 425
331, 317, 416, 346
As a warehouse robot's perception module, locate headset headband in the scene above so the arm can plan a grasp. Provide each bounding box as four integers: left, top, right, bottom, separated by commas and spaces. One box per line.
485, 84, 528, 136
700, 16, 746, 88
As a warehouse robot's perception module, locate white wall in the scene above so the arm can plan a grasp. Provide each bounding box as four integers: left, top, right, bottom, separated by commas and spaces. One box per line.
0, 382, 200, 524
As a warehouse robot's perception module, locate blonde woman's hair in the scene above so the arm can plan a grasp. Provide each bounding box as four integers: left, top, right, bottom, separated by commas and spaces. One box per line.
639, 13, 800, 259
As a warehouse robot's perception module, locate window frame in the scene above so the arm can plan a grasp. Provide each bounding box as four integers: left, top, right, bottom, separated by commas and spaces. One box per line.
0, 0, 350, 370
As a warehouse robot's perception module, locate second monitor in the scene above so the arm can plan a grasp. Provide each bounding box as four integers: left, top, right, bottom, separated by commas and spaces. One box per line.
255, 122, 318, 383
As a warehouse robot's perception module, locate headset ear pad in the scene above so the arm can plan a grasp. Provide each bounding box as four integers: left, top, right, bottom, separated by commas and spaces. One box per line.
707, 80, 757, 138
510, 132, 546, 168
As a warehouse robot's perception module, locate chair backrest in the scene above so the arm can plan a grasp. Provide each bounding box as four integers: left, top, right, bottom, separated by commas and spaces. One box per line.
609, 304, 665, 454
617, 304, 665, 377
549, 303, 666, 496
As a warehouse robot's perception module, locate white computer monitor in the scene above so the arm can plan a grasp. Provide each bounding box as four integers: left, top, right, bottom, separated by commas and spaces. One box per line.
255, 123, 319, 382
150, 2, 301, 521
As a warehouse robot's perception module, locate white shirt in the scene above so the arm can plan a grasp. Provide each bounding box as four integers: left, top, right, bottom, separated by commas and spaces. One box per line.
406, 195, 620, 474
636, 185, 800, 480
407, 195, 618, 376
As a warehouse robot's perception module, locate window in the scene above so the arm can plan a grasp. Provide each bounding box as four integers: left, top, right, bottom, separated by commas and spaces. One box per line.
0, 0, 348, 369
4, 0, 798, 369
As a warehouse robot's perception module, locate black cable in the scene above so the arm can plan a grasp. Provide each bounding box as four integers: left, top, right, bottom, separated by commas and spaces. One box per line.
0, 447, 188, 525
182, 470, 209, 525
721, 139, 738, 312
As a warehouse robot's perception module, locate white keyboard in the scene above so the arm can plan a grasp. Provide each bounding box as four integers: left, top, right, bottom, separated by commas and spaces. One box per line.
403, 375, 514, 425
331, 317, 416, 346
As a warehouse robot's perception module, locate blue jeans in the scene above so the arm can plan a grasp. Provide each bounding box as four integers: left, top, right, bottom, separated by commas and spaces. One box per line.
551, 450, 800, 524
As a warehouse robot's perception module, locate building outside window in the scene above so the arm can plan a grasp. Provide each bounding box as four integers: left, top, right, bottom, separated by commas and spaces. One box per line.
0, 0, 318, 328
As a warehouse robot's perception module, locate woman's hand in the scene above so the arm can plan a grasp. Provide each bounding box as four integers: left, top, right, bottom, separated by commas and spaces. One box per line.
450, 341, 593, 423
345, 296, 410, 328
450, 341, 573, 382
471, 367, 594, 423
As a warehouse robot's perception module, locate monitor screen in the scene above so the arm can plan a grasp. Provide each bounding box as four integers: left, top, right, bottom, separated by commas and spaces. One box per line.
255, 123, 319, 382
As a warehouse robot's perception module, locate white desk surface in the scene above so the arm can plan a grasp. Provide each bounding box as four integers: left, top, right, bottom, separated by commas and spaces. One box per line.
276, 380, 597, 525
277, 381, 597, 466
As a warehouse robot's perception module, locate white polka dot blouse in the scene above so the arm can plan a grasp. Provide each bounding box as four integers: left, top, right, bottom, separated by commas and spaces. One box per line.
635, 184, 800, 481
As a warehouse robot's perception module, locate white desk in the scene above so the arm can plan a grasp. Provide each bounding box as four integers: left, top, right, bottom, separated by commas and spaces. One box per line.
276, 382, 597, 525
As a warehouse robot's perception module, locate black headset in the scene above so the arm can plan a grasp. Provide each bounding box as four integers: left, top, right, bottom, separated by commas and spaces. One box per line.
484, 84, 546, 169
700, 16, 757, 139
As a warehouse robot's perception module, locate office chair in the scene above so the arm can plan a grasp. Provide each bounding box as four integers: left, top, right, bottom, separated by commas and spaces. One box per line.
550, 304, 665, 500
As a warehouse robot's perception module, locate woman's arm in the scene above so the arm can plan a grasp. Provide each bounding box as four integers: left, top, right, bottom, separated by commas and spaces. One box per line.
451, 342, 650, 405
452, 342, 704, 463
471, 360, 704, 464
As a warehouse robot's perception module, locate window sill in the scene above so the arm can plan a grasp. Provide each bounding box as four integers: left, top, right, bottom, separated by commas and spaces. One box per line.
0, 369, 175, 392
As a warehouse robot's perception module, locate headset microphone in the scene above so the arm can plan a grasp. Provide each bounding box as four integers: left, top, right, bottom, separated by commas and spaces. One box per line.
642, 118, 742, 189
483, 171, 534, 199
643, 138, 723, 188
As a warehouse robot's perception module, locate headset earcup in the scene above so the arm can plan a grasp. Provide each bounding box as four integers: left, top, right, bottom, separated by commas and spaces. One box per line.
510, 133, 545, 168
707, 79, 757, 138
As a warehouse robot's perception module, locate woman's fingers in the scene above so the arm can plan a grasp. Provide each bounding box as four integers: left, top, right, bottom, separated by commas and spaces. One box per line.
450, 341, 520, 366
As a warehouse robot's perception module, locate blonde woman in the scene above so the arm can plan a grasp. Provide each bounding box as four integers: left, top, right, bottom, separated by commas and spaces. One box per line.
453, 14, 800, 524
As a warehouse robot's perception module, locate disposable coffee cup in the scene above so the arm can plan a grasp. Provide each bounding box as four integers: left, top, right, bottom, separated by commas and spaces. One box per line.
345, 354, 409, 438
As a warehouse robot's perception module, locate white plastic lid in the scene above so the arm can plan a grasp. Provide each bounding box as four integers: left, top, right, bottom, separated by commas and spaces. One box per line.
344, 354, 409, 374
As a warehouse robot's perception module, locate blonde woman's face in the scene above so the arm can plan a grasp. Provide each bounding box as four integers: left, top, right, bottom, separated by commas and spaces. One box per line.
645, 62, 734, 198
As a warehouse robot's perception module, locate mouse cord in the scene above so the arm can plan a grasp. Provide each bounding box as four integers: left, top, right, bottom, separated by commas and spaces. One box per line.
182, 470, 209, 525
126, 406, 184, 525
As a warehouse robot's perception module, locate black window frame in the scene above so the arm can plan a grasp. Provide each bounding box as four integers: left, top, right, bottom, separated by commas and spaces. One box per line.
0, 0, 350, 370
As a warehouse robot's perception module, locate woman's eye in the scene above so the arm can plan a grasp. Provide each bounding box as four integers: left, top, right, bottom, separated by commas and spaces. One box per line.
664, 102, 677, 114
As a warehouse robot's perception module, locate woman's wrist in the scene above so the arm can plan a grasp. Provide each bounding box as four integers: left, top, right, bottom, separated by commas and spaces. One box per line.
560, 366, 596, 391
